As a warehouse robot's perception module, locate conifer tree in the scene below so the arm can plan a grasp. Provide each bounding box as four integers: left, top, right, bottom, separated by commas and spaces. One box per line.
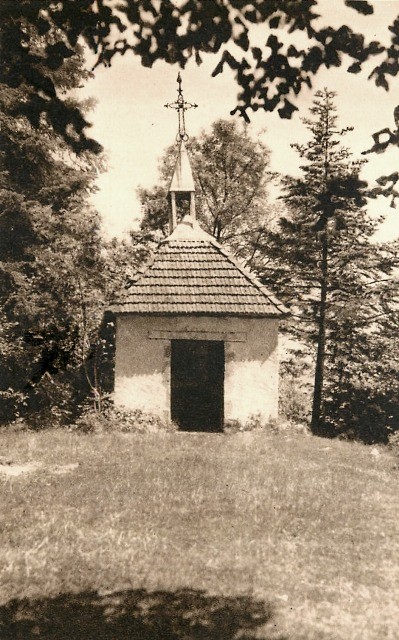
0, 30, 107, 424
257, 89, 399, 440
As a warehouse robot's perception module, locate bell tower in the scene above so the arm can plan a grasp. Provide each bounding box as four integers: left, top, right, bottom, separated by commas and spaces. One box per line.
165, 73, 198, 233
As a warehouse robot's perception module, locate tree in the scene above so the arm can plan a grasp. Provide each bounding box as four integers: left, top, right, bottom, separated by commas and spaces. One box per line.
139, 119, 275, 260
0, 26, 109, 424
256, 89, 399, 441
3, 2, 399, 208
1, 2, 399, 143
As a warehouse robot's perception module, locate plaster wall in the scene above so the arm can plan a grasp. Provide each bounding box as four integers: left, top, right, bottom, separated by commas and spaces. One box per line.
114, 315, 279, 423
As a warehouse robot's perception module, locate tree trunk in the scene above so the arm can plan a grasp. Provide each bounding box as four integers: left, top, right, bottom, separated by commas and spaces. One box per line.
311, 228, 328, 434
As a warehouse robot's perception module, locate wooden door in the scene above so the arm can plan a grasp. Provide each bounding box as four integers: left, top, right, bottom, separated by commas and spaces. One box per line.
171, 340, 224, 431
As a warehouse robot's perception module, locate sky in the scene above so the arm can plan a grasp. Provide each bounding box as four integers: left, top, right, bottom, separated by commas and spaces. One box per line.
78, 0, 399, 241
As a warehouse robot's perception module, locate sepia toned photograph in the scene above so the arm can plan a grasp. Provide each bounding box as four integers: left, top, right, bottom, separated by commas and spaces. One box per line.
0, 1, 398, 638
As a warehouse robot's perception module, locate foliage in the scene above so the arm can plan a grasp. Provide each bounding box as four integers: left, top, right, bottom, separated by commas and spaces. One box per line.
17, 374, 84, 431
139, 119, 274, 260
103, 232, 157, 297
388, 429, 399, 451
0, 3, 102, 155
223, 413, 309, 436
257, 89, 399, 442
2, 1, 399, 135
0, 25, 110, 425
0, 9, 169, 427
0, 9, 163, 427
320, 291, 399, 443
3, 1, 399, 208
279, 356, 312, 426
223, 414, 265, 434
73, 405, 178, 434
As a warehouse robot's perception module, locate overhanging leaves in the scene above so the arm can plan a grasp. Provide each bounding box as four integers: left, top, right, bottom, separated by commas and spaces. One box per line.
2, 1, 399, 153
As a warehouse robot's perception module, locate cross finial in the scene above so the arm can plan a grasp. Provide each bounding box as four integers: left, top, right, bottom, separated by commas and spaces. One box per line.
165, 73, 198, 142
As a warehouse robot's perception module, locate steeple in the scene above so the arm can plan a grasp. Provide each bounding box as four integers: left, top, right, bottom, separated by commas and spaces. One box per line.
169, 141, 195, 193
165, 74, 197, 233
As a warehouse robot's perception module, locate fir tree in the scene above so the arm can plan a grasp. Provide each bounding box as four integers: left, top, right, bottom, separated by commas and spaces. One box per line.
0, 30, 107, 424
257, 89, 399, 441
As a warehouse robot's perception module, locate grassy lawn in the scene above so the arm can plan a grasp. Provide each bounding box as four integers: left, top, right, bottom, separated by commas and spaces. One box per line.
0, 428, 398, 639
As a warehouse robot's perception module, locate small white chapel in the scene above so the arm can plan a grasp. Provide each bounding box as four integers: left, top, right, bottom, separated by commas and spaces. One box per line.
111, 78, 287, 431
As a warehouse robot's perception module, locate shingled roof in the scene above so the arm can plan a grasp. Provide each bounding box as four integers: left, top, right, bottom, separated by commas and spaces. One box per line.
111, 216, 287, 317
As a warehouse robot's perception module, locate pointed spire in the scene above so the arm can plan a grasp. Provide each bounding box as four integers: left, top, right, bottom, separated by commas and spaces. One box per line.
165, 75, 198, 233
169, 140, 195, 193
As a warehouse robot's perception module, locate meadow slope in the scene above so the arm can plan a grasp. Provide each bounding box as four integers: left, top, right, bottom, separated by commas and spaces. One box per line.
0, 428, 398, 639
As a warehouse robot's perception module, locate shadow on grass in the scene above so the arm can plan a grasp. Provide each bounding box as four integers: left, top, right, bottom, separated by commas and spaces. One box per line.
0, 587, 287, 639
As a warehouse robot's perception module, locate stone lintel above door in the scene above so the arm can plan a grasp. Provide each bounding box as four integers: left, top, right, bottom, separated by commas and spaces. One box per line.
148, 330, 247, 343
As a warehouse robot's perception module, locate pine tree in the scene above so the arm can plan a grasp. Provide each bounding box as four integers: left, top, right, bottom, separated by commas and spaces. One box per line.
257, 89, 399, 441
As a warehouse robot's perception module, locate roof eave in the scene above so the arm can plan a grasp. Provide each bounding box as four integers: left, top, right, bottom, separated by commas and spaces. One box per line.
108, 307, 285, 318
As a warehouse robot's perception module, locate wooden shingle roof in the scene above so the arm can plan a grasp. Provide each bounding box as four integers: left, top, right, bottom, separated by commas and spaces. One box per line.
111, 217, 287, 317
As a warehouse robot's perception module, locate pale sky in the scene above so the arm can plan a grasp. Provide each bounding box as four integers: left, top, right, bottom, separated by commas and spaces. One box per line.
78, 1, 399, 241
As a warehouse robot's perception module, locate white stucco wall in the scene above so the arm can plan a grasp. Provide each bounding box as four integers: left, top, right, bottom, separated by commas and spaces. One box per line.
114, 314, 280, 424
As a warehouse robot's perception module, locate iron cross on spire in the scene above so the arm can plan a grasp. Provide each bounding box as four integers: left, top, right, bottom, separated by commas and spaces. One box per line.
165, 73, 198, 141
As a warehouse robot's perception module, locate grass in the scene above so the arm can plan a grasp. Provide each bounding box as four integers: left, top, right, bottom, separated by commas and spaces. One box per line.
0, 427, 398, 639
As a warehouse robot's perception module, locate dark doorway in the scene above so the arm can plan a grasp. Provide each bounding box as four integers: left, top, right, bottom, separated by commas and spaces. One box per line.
171, 340, 224, 432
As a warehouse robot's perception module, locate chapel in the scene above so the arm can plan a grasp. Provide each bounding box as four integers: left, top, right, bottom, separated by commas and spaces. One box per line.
111, 79, 287, 431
